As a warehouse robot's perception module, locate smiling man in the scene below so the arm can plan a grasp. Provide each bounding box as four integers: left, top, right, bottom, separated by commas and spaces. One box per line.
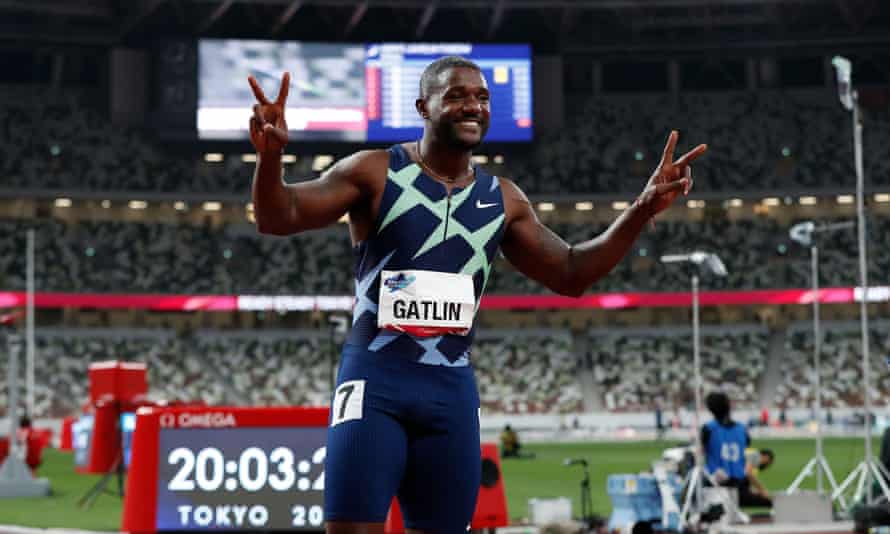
248, 56, 706, 534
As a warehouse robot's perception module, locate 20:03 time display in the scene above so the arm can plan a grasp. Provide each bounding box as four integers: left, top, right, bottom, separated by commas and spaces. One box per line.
156, 427, 328, 531
166, 446, 325, 492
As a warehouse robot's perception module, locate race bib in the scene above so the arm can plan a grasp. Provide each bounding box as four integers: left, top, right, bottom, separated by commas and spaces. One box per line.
377, 270, 475, 337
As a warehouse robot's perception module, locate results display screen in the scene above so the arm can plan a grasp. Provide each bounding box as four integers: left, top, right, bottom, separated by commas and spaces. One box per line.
155, 427, 327, 531
197, 39, 532, 142
365, 43, 532, 142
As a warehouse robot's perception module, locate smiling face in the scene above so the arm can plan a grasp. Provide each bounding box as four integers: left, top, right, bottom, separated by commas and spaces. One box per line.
418, 66, 491, 150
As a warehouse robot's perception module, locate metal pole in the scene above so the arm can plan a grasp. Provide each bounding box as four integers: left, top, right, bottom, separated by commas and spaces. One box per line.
692, 273, 702, 507
6, 332, 21, 456
852, 94, 874, 504
693, 274, 702, 425
812, 245, 823, 495
26, 229, 35, 419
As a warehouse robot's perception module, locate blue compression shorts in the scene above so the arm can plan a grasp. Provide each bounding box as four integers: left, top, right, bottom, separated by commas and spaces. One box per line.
324, 343, 481, 533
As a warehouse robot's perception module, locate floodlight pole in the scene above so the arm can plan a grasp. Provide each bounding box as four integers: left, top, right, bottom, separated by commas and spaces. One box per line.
852, 95, 874, 506
661, 253, 746, 529
831, 57, 890, 510
786, 244, 843, 505
26, 229, 35, 419
812, 246, 824, 495
692, 273, 703, 509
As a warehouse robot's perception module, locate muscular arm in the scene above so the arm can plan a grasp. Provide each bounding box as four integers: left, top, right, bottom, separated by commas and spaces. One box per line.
252, 149, 385, 236
500, 178, 651, 297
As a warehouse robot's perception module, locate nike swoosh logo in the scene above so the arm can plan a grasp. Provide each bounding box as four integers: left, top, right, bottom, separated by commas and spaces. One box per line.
476, 200, 498, 209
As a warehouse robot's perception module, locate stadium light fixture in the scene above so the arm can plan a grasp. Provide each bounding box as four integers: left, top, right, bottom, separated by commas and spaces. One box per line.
54, 198, 72, 208
686, 199, 705, 209
493, 155, 505, 164
727, 198, 743, 208
875, 194, 890, 203
204, 153, 224, 162
836, 195, 854, 204
611, 201, 629, 210
471, 155, 489, 164
173, 201, 188, 211
282, 154, 298, 164
241, 154, 258, 163
537, 202, 555, 212
128, 200, 148, 210
787, 219, 853, 500
575, 201, 593, 211
799, 196, 818, 205
762, 197, 780, 206
101, 200, 111, 209
202, 201, 222, 212
660, 251, 732, 527
830, 55, 889, 508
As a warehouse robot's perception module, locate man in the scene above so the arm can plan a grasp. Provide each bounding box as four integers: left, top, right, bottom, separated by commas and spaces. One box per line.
745, 448, 775, 505
249, 56, 706, 534
701, 392, 771, 508
500, 424, 519, 458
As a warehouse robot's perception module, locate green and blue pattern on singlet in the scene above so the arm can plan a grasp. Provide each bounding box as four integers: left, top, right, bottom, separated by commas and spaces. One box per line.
345, 144, 505, 366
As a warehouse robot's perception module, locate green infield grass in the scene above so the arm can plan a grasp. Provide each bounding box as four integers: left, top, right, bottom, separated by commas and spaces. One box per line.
0, 437, 877, 531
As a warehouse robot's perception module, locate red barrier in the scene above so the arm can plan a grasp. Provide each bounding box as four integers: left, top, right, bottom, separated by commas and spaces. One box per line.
81, 361, 148, 474
59, 416, 74, 451
122, 406, 329, 533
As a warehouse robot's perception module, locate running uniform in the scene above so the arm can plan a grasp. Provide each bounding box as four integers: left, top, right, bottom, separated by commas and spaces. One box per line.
324, 144, 506, 532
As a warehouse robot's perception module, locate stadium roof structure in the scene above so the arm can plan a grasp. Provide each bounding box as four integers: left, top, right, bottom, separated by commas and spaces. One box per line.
1, 0, 890, 56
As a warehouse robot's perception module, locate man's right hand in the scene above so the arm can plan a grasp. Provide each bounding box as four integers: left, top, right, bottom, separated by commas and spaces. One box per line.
248, 72, 290, 154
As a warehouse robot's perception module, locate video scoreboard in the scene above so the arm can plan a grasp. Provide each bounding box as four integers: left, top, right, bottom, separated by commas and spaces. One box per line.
198, 40, 532, 142
123, 406, 329, 532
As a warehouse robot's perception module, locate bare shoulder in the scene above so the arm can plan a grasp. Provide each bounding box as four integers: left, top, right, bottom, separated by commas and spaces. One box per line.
497, 176, 535, 223
325, 149, 390, 193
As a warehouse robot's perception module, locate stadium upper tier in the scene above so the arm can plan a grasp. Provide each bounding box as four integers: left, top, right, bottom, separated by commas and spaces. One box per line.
2, 85, 888, 196
0, 215, 885, 294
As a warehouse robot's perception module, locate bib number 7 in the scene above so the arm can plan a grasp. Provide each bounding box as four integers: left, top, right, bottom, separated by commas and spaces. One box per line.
331, 380, 365, 427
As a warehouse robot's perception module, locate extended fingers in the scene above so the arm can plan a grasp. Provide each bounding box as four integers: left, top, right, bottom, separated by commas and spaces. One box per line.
684, 166, 693, 195
673, 143, 708, 168
660, 130, 678, 166
275, 72, 290, 106
248, 75, 271, 105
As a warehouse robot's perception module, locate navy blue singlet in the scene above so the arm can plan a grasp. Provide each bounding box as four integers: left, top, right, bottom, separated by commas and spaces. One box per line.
324, 144, 506, 533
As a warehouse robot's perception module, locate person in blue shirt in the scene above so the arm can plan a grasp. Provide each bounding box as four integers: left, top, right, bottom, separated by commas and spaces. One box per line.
701, 392, 772, 507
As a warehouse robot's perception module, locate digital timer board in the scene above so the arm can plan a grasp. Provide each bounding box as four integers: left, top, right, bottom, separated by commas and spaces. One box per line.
123, 406, 329, 532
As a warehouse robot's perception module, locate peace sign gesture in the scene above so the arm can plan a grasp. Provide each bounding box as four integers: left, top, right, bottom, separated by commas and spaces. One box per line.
637, 130, 707, 218
248, 72, 290, 155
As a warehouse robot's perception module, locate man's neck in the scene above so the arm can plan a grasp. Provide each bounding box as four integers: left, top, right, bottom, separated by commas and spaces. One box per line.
417, 136, 473, 180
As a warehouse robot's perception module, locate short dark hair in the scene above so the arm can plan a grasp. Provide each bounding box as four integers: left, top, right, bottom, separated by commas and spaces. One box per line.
760, 448, 775, 464
419, 56, 482, 98
705, 392, 730, 420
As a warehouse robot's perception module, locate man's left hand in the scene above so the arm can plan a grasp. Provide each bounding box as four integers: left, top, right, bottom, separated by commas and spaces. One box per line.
637, 130, 707, 218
